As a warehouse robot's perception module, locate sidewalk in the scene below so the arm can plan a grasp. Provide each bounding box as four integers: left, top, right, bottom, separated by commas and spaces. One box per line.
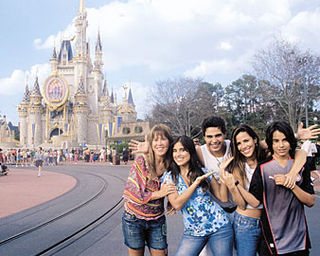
0, 168, 76, 218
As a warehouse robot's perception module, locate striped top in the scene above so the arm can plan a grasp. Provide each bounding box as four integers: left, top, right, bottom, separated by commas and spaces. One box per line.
123, 155, 164, 220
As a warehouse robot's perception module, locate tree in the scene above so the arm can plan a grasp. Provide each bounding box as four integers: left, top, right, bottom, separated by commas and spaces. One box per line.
253, 38, 320, 129
223, 75, 269, 135
149, 77, 217, 137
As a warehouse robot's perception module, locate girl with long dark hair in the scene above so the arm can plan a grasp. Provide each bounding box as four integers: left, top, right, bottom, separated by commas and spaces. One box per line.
163, 135, 233, 256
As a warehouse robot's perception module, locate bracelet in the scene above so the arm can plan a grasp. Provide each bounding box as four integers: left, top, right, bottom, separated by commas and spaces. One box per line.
235, 180, 240, 186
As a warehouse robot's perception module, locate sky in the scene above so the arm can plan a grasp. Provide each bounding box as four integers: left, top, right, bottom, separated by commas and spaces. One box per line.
0, 0, 320, 125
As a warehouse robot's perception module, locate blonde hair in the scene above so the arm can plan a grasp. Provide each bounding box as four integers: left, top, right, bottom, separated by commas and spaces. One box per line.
146, 124, 173, 177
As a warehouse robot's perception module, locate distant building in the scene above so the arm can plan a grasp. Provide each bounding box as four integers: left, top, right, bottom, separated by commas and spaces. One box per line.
17, 0, 149, 149
0, 115, 18, 147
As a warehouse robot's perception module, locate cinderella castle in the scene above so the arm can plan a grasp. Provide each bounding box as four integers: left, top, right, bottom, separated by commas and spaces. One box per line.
17, 0, 149, 149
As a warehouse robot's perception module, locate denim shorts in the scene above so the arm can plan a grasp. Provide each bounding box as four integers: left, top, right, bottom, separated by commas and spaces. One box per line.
122, 211, 167, 250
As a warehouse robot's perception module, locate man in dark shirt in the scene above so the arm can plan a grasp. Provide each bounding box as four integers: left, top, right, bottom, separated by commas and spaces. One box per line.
249, 121, 316, 256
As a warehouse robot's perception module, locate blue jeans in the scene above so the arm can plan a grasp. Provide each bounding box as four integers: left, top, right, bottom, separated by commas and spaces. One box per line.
233, 211, 261, 256
175, 222, 233, 256
122, 211, 167, 250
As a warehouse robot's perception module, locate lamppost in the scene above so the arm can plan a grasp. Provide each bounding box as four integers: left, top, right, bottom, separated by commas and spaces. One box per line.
304, 82, 309, 127
298, 56, 309, 127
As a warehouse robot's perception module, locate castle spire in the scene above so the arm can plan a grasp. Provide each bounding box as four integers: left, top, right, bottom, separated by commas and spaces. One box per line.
95, 30, 102, 52
79, 0, 85, 14
102, 80, 109, 96
128, 88, 135, 106
52, 46, 57, 59
75, 0, 87, 58
110, 89, 114, 103
22, 83, 30, 102
31, 77, 41, 96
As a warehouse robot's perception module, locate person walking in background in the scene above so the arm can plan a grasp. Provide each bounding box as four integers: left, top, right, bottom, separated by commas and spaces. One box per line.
122, 124, 176, 256
122, 147, 129, 164
34, 147, 44, 177
193, 138, 201, 146
163, 135, 233, 256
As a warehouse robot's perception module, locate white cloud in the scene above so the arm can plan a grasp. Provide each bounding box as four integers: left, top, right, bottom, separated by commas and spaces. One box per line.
0, 70, 25, 96
0, 64, 50, 96
281, 8, 320, 53
219, 42, 232, 51
31, 0, 320, 82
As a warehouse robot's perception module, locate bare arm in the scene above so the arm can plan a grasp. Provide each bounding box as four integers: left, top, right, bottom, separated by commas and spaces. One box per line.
237, 183, 261, 208
220, 170, 246, 209
284, 149, 307, 189
150, 183, 177, 201
196, 145, 205, 166
210, 157, 234, 202
167, 173, 211, 211
291, 186, 315, 207
209, 176, 227, 202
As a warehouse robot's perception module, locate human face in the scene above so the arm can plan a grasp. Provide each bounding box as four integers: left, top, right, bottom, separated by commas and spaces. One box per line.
173, 141, 190, 168
272, 130, 290, 159
235, 131, 256, 159
204, 127, 225, 156
152, 133, 170, 159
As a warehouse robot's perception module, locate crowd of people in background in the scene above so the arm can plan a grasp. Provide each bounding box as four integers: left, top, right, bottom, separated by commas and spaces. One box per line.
0, 146, 132, 167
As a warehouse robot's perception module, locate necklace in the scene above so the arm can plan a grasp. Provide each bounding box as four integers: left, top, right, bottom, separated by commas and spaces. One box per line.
210, 142, 227, 168
213, 155, 223, 168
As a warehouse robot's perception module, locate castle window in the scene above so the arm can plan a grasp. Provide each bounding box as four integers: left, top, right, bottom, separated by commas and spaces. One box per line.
134, 126, 143, 133
122, 127, 130, 134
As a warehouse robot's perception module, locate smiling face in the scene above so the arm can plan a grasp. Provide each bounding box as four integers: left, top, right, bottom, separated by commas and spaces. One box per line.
204, 127, 225, 156
151, 132, 170, 159
173, 141, 190, 168
236, 131, 257, 159
272, 130, 290, 159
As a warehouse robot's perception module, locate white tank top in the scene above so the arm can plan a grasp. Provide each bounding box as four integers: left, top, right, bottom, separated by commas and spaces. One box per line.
200, 140, 231, 180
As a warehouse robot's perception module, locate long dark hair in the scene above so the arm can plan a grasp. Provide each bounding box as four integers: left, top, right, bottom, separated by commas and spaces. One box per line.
227, 124, 266, 183
265, 121, 297, 158
169, 135, 209, 190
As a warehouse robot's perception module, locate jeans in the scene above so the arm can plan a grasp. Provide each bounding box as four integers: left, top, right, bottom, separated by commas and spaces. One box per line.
175, 222, 233, 256
233, 211, 261, 256
122, 211, 167, 250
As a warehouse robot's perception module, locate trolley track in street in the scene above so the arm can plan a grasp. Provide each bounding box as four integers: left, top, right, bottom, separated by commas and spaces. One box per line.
0, 165, 127, 256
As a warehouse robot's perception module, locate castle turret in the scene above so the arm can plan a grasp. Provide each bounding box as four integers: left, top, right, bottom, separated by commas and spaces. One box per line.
74, 0, 89, 98
94, 31, 103, 71
50, 46, 58, 75
74, 77, 89, 145
17, 83, 31, 146
128, 88, 135, 107
28, 77, 43, 147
